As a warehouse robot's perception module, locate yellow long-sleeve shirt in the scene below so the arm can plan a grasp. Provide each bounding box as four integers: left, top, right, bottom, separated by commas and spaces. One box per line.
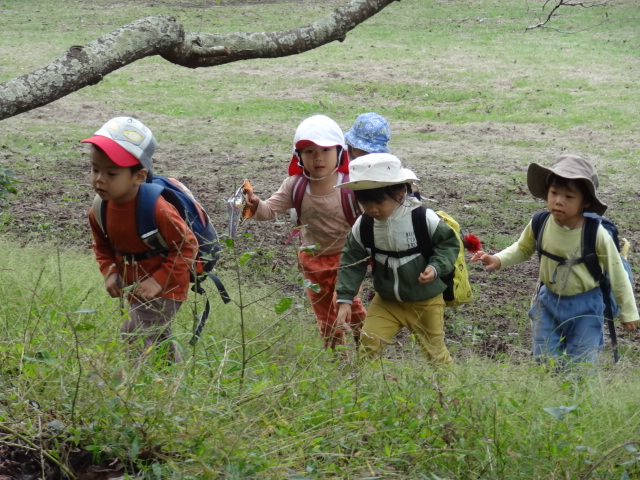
496, 217, 639, 323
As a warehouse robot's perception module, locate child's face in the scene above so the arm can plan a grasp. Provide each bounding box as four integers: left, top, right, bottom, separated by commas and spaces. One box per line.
347, 145, 369, 161
360, 195, 402, 221
90, 147, 147, 204
546, 182, 587, 228
299, 144, 339, 178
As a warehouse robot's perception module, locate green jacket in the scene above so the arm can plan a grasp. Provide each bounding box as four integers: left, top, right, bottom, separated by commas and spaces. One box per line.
336, 198, 459, 303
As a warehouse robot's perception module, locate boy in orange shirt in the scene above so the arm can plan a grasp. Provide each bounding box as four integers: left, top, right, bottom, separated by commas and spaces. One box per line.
83, 117, 197, 362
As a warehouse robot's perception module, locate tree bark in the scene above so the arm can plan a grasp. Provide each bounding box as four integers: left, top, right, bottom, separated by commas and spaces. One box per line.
0, 0, 398, 121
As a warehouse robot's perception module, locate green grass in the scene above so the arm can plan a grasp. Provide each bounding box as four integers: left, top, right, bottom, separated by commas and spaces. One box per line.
2, 238, 640, 478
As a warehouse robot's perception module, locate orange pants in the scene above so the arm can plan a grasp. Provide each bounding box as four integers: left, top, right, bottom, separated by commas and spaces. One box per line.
298, 251, 367, 350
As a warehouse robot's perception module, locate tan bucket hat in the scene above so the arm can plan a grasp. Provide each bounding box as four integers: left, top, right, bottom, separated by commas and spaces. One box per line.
527, 154, 607, 215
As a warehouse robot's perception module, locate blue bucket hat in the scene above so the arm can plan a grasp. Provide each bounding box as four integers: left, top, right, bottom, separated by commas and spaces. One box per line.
344, 112, 390, 154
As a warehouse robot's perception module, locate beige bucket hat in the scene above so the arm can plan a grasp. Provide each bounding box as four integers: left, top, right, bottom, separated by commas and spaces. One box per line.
527, 154, 607, 215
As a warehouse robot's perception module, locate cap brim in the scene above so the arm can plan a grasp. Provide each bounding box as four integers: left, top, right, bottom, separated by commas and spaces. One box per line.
81, 136, 140, 168
295, 139, 341, 149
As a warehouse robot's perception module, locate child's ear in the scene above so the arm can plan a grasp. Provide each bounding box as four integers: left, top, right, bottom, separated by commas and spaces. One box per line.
133, 169, 148, 185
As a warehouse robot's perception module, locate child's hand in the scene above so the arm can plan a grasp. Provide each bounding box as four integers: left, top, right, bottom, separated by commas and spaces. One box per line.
470, 251, 501, 271
104, 264, 122, 298
621, 320, 638, 332
336, 303, 353, 331
133, 277, 162, 302
244, 190, 260, 216
418, 266, 436, 285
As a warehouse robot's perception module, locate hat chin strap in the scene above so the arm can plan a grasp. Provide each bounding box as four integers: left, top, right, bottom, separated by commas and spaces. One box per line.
302, 164, 339, 181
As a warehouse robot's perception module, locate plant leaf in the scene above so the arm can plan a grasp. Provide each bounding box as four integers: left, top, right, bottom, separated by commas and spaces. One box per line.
275, 297, 293, 314
543, 405, 578, 420
302, 278, 321, 293
74, 322, 95, 331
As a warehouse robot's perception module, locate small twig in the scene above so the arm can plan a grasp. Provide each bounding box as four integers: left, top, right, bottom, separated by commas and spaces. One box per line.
525, 0, 612, 31
579, 440, 640, 479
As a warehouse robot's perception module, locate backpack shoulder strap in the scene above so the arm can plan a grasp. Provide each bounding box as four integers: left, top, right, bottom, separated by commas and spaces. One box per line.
359, 208, 426, 261
530, 210, 571, 266
339, 174, 361, 226
291, 174, 307, 226
581, 214, 604, 282
291, 173, 361, 227
134, 182, 172, 256
412, 205, 429, 252
359, 213, 374, 249
92, 194, 107, 235
531, 210, 550, 261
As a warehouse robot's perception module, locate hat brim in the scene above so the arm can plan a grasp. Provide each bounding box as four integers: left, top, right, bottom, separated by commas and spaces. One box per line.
81, 136, 141, 168
344, 130, 389, 154
337, 170, 418, 191
527, 162, 607, 215
295, 139, 341, 149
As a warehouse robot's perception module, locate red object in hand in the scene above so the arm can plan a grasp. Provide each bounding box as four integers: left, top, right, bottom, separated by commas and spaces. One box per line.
463, 234, 482, 253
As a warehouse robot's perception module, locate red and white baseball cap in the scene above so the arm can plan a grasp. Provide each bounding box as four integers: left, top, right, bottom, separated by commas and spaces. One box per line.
81, 117, 157, 170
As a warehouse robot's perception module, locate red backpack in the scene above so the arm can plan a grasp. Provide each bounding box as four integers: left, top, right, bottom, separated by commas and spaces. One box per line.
292, 174, 360, 225
286, 174, 361, 243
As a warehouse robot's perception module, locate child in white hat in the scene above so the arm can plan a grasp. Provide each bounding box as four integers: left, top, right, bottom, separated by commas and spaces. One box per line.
472, 154, 638, 365
335, 153, 459, 364
245, 114, 367, 350
83, 117, 197, 362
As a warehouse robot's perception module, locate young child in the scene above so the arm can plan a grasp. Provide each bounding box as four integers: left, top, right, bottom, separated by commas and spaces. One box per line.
335, 153, 459, 364
344, 112, 421, 199
245, 114, 367, 350
471, 154, 638, 364
344, 112, 391, 160
83, 117, 197, 362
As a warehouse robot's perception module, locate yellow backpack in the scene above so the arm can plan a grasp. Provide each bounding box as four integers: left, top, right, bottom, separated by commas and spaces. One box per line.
435, 210, 473, 307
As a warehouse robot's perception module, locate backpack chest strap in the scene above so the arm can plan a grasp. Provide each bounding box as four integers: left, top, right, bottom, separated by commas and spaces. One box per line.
532, 211, 603, 283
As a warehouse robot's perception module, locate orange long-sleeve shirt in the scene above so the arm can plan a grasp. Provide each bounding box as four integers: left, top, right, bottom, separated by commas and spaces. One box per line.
89, 195, 197, 301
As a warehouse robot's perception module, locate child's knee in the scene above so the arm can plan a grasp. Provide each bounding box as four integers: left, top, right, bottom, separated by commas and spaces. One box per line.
358, 330, 385, 359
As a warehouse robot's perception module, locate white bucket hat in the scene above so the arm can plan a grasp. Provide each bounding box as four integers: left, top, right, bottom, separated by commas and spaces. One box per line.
336, 153, 418, 190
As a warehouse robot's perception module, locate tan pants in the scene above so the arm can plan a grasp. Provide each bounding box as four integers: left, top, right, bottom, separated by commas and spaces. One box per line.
122, 298, 183, 363
360, 293, 452, 364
